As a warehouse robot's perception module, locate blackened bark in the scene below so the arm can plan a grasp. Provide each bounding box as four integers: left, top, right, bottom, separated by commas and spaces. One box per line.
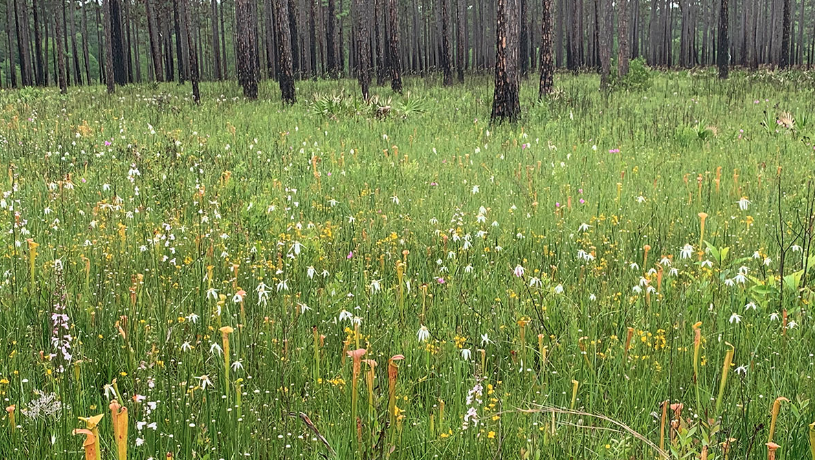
54, 0, 68, 93
109, 0, 126, 85
103, 0, 115, 92
599, 0, 611, 88
237, 0, 259, 98
354, 0, 371, 98
539, 0, 554, 97
210, 0, 222, 79
441, 0, 452, 85
310, 0, 318, 78
81, 1, 91, 84
14, 0, 34, 86
719, 0, 729, 78
456, 0, 465, 82
274, 0, 296, 102
5, 1, 17, 88
146, 0, 165, 81
68, 0, 82, 84
33, 0, 45, 85
520, 0, 528, 75
389, 0, 402, 92
288, 0, 301, 78
183, 0, 199, 102
491, 0, 520, 123
618, 0, 629, 76
779, 0, 791, 68
173, 0, 186, 83
327, 0, 338, 77
373, 0, 383, 84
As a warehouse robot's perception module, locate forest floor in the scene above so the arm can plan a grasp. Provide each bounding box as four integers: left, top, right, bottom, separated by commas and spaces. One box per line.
1, 70, 815, 459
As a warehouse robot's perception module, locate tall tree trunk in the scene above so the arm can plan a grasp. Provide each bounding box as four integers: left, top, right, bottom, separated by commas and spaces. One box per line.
68, 0, 82, 84
14, 0, 34, 86
779, 0, 791, 68
599, 0, 611, 88
327, 0, 337, 76
109, 0, 126, 85
555, 0, 563, 66
5, 0, 17, 88
146, 0, 165, 81
747, 0, 757, 68
173, 0, 186, 83
539, 0, 554, 97
210, 0, 222, 79
237, 0, 258, 98
103, 0, 115, 92
374, 0, 385, 84
719, 0, 729, 77
795, 0, 805, 65
81, 1, 91, 84
456, 0, 465, 82
288, 0, 301, 78
54, 0, 68, 93
32, 0, 45, 85
220, 0, 228, 77
491, 0, 520, 122
618, 0, 629, 76
520, 0, 528, 75
274, 0, 296, 102
182, 0, 199, 102
310, 0, 318, 78
388, 0, 402, 92
354, 0, 371, 97
441, 0, 452, 85
265, 0, 277, 78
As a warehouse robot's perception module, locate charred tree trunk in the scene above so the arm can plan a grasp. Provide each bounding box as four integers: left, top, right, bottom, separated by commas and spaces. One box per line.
5, 2, 17, 88
109, 0, 126, 85
288, 0, 301, 78
14, 0, 34, 86
103, 0, 115, 92
33, 0, 45, 85
210, 0, 222, 79
599, 0, 611, 89
456, 0, 465, 82
54, 0, 68, 93
146, 0, 165, 81
237, 0, 258, 98
718, 0, 729, 78
520, 0, 528, 75
68, 0, 82, 84
354, 0, 371, 98
539, 0, 554, 97
173, 0, 186, 83
183, 0, 200, 102
618, 0, 629, 76
441, 0, 452, 85
388, 0, 402, 92
327, 0, 338, 77
310, 0, 318, 78
274, 0, 296, 102
779, 0, 791, 68
374, 0, 385, 85
81, 1, 91, 84
491, 0, 520, 122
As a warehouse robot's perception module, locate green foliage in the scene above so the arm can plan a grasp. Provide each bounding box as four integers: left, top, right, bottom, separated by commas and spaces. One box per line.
0, 73, 814, 460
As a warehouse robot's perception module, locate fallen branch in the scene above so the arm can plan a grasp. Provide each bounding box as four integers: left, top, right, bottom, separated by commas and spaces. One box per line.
505, 405, 669, 459
291, 411, 337, 457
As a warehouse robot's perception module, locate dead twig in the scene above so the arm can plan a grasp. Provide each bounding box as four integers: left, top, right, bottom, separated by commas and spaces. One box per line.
290, 412, 337, 457
503, 405, 669, 459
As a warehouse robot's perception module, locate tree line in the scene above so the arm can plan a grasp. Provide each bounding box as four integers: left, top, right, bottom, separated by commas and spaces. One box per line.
2, 0, 814, 119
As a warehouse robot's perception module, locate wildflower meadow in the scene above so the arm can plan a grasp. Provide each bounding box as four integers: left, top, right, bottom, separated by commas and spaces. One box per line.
1, 71, 815, 459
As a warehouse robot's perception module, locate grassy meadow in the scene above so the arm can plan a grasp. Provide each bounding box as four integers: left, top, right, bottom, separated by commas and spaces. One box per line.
1, 69, 815, 459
